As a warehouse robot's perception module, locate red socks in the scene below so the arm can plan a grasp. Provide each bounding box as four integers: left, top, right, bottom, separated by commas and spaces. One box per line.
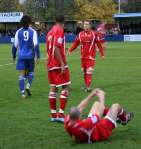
103, 107, 127, 122
103, 107, 109, 116
59, 90, 69, 117
118, 109, 127, 122
49, 90, 69, 118
49, 92, 57, 118
84, 73, 92, 88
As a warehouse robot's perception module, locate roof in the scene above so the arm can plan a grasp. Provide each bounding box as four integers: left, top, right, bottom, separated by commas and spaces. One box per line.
0, 12, 23, 23
114, 13, 141, 18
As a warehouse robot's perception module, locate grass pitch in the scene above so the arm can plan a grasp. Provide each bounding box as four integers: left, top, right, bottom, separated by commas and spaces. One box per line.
0, 42, 141, 149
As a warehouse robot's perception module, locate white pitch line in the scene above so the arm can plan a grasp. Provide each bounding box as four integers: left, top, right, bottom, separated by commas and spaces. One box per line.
41, 57, 46, 60
0, 63, 14, 67
0, 58, 47, 68
0, 56, 141, 68
108, 56, 141, 59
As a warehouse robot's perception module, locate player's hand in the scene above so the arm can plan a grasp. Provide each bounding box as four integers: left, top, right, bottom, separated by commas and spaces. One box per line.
95, 89, 105, 101
66, 49, 71, 56
61, 63, 65, 74
35, 58, 40, 64
66, 48, 69, 56
101, 55, 105, 59
89, 88, 97, 98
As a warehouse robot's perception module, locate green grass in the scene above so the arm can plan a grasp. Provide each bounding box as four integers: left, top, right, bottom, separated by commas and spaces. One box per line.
0, 42, 141, 149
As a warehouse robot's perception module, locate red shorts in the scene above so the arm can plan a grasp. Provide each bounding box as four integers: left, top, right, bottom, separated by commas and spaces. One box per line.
91, 118, 115, 142
48, 68, 71, 87
81, 59, 95, 71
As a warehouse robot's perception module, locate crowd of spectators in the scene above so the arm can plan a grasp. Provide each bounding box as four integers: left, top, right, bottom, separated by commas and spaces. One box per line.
106, 26, 121, 35
0, 21, 141, 38
119, 22, 141, 34
0, 29, 16, 37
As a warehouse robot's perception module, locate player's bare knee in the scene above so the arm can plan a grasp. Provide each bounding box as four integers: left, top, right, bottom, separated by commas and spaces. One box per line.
61, 89, 69, 99
89, 101, 101, 116
50, 86, 57, 92
94, 101, 100, 106
86, 68, 93, 74
111, 103, 121, 111
19, 70, 26, 75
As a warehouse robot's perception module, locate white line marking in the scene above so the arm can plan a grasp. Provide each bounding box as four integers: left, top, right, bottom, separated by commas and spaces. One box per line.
0, 58, 47, 68
0, 63, 14, 67
0, 56, 141, 68
108, 57, 141, 59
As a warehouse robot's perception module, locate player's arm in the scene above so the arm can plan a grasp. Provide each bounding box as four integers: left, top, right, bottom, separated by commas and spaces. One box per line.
54, 46, 65, 73
54, 31, 65, 73
12, 44, 17, 63
33, 31, 40, 63
77, 89, 97, 113
96, 34, 105, 58
12, 31, 19, 62
68, 36, 80, 54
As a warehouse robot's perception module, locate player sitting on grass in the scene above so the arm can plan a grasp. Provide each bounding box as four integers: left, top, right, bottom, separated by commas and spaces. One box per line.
64, 88, 134, 143
12, 15, 40, 98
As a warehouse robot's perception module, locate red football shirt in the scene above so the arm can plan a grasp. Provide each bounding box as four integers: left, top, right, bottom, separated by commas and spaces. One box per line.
64, 115, 99, 143
96, 23, 106, 44
69, 30, 104, 60
96, 32, 106, 44
64, 115, 114, 143
46, 25, 67, 70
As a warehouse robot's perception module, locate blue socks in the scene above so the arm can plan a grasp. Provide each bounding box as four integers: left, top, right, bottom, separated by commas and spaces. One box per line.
19, 75, 25, 94
26, 72, 34, 89
19, 72, 34, 94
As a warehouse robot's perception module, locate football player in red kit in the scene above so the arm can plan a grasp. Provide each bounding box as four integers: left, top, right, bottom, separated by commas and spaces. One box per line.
68, 20, 105, 92
96, 22, 106, 48
64, 88, 134, 143
46, 15, 71, 122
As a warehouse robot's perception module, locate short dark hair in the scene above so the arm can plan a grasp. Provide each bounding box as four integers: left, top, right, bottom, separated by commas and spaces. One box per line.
84, 20, 92, 25
55, 15, 64, 24
69, 107, 80, 121
21, 15, 32, 28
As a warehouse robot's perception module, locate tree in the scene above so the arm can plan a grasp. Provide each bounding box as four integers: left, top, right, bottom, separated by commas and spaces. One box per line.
73, 0, 117, 22
0, 0, 117, 22
0, 0, 23, 12
122, 0, 141, 13
55, 0, 64, 15
64, 0, 75, 19
20, 0, 48, 20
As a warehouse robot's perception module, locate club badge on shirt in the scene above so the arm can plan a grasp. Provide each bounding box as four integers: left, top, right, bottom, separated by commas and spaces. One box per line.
57, 37, 63, 44
48, 35, 52, 41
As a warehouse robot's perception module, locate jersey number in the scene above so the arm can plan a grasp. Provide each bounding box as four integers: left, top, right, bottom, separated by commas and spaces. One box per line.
23, 31, 29, 41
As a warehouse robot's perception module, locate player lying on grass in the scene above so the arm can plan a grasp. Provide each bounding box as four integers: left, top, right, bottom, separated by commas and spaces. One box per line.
12, 15, 40, 98
64, 88, 134, 143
